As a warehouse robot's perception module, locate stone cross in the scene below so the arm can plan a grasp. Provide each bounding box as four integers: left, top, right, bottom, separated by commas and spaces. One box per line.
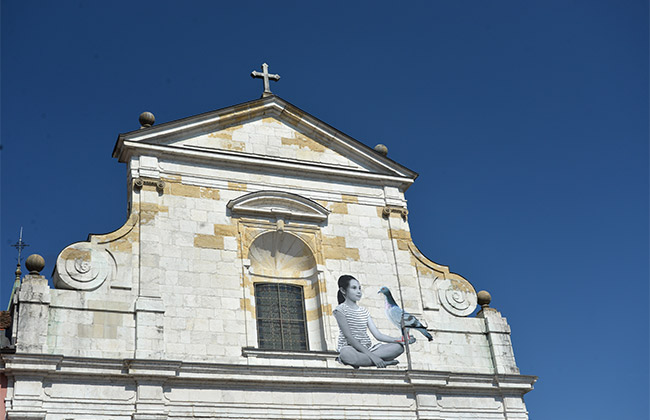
251, 63, 280, 97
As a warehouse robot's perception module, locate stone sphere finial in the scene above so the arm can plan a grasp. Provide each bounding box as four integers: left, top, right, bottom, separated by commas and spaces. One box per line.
25, 254, 45, 275
139, 111, 155, 128
477, 290, 491, 308
374, 144, 388, 156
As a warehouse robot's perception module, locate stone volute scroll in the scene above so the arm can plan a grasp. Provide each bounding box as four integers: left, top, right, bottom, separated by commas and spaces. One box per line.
53, 242, 115, 291
436, 277, 478, 317
408, 242, 478, 316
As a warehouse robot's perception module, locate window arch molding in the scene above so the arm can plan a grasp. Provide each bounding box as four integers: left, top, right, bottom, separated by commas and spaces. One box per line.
227, 190, 330, 223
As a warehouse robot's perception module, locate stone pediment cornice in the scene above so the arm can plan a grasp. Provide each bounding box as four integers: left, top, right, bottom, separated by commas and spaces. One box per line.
118, 140, 416, 188
112, 95, 418, 188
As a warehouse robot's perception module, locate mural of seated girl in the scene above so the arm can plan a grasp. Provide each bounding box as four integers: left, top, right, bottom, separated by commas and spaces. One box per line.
333, 275, 413, 368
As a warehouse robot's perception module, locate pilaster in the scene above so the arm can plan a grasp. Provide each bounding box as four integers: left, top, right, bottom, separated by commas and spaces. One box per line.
478, 307, 520, 375
132, 380, 167, 420
6, 374, 46, 420
133, 171, 167, 360
16, 274, 51, 354
134, 297, 165, 359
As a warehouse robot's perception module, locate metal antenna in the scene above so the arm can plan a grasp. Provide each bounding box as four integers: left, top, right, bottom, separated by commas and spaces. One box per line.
11, 227, 29, 263
8, 227, 28, 311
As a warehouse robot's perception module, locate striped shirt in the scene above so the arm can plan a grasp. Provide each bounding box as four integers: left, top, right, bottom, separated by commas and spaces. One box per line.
333, 304, 372, 351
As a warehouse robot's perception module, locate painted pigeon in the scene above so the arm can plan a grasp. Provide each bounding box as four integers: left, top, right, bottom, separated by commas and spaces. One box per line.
378, 286, 433, 341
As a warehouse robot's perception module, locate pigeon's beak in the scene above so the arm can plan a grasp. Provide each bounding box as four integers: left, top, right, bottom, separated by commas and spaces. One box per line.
377, 290, 381, 294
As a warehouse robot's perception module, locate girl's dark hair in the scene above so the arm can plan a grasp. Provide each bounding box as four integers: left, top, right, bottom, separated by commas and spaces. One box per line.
337, 275, 357, 304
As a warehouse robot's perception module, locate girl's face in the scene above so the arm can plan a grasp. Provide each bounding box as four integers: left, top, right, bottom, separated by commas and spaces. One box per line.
343, 279, 362, 303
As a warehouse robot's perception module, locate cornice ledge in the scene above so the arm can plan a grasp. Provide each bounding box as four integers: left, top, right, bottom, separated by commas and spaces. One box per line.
2, 354, 537, 394
408, 371, 537, 393
241, 347, 338, 360
119, 98, 278, 144
119, 141, 414, 187
113, 96, 416, 180
2, 353, 63, 372
124, 358, 183, 377
276, 103, 416, 178
493, 373, 539, 391
4, 409, 47, 420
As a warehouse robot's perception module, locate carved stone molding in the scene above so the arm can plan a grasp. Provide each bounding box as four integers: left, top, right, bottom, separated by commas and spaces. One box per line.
382, 205, 408, 220
133, 177, 165, 193
241, 347, 338, 361
227, 191, 329, 223
6, 411, 47, 420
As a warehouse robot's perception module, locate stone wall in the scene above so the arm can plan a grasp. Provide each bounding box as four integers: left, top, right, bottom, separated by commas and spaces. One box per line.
2, 97, 533, 419
17, 116, 515, 372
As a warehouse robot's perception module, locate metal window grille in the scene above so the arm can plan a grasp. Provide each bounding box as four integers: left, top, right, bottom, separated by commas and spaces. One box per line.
254, 283, 308, 351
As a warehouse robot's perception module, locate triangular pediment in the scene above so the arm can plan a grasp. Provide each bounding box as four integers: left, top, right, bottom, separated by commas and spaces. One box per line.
113, 95, 417, 186
169, 116, 369, 171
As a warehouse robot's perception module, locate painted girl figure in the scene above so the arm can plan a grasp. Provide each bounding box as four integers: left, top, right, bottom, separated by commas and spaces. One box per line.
333, 275, 410, 368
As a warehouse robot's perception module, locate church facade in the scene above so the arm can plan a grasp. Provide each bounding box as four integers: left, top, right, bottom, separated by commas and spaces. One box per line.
1, 89, 535, 419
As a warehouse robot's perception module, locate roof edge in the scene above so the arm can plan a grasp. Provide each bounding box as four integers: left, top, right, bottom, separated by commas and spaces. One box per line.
113, 95, 418, 181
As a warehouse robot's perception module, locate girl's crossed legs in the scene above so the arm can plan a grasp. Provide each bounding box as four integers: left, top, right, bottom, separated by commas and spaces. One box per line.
338, 342, 404, 368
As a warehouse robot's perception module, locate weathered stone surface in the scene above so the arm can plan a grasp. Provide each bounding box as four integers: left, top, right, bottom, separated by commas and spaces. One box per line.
5, 95, 534, 419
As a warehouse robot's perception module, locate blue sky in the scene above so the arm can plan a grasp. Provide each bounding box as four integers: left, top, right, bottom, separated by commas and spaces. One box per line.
1, 1, 648, 418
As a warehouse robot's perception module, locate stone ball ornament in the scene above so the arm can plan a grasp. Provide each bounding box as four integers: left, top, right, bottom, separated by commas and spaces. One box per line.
374, 143, 388, 156
477, 290, 492, 307
139, 111, 155, 128
25, 254, 45, 274
53, 242, 114, 291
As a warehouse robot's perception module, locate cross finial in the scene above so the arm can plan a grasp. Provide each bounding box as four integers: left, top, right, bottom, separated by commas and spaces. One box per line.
251, 63, 280, 97
11, 227, 29, 264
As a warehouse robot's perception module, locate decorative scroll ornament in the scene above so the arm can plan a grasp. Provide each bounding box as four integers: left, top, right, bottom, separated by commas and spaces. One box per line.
53, 242, 113, 290
382, 205, 408, 221
437, 278, 478, 317
133, 177, 165, 193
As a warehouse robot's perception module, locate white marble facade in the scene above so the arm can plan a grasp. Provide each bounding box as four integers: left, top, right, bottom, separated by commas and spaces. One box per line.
2, 95, 535, 419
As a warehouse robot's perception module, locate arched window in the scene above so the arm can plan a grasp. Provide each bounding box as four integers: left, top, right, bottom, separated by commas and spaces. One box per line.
247, 230, 326, 351
255, 283, 308, 350
230, 191, 332, 352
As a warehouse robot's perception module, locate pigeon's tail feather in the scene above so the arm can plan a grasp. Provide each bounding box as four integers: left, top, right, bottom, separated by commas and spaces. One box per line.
416, 327, 433, 341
